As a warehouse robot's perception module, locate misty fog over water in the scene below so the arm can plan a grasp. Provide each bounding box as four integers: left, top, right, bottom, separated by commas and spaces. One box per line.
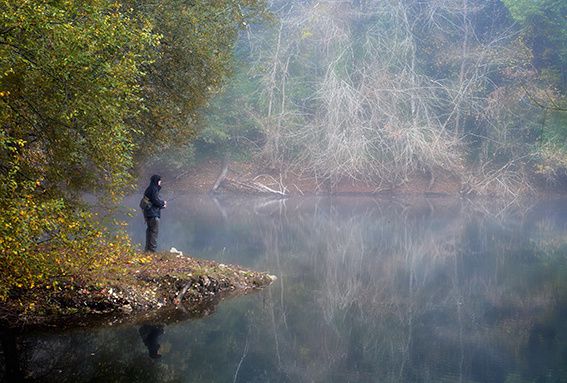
3, 196, 567, 382
2, 0, 566, 380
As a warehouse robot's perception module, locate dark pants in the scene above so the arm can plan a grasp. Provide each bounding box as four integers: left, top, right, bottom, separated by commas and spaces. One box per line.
145, 217, 159, 252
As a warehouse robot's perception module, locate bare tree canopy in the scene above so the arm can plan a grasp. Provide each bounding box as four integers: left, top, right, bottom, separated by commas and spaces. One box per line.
200, 0, 566, 194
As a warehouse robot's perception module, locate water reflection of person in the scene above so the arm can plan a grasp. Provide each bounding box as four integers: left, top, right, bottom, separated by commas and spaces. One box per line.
139, 324, 165, 359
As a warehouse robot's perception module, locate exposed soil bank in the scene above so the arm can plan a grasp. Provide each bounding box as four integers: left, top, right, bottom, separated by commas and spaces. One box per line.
167, 160, 510, 196
0, 252, 274, 330
165, 159, 566, 197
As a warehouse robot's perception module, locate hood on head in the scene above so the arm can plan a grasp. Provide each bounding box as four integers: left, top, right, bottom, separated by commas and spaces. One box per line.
150, 174, 161, 187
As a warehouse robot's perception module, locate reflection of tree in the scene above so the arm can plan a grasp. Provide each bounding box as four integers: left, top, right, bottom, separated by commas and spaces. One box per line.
8, 197, 567, 382
1, 327, 175, 382
246, 197, 567, 382
0, 330, 25, 382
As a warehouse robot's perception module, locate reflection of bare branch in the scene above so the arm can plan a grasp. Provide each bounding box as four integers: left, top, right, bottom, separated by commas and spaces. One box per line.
233, 331, 249, 383
14, 197, 566, 382
246, 195, 557, 380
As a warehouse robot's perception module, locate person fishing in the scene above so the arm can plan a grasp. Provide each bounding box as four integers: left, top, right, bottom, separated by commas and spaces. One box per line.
142, 174, 167, 252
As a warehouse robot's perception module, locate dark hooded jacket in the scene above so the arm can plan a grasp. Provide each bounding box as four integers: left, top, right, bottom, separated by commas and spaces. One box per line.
143, 175, 165, 219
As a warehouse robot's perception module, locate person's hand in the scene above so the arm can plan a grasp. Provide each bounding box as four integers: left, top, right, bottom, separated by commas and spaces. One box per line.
163, 200, 167, 208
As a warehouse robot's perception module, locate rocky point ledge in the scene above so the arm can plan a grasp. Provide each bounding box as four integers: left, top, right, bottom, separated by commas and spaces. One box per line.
0, 252, 275, 329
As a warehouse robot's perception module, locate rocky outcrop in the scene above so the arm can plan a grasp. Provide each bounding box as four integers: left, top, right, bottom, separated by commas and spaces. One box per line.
0, 253, 275, 329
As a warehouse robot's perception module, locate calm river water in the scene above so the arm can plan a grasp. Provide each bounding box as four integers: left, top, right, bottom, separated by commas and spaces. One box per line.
2, 196, 567, 382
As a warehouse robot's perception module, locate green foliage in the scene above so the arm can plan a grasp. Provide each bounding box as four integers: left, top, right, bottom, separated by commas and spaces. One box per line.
502, 0, 545, 21
197, 63, 263, 157
535, 111, 567, 178
541, 111, 567, 143
147, 142, 196, 174
199, 0, 566, 187
499, 0, 567, 177
502, 0, 567, 89
0, 0, 158, 198
0, 0, 158, 299
0, 0, 270, 299
0, 179, 134, 300
133, 0, 269, 158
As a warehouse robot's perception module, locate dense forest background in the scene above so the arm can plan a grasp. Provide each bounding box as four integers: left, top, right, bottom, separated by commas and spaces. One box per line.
0, 0, 565, 296
193, 0, 566, 195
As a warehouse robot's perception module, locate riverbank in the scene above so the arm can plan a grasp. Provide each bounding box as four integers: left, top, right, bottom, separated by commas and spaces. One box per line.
0, 252, 274, 329
169, 159, 460, 195
167, 159, 560, 197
